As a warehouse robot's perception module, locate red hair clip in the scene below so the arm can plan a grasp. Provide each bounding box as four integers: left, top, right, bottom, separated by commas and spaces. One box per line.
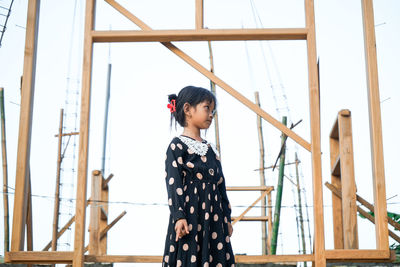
167, 99, 176, 113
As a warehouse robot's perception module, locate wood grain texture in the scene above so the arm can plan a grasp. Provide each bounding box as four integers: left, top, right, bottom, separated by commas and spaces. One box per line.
361, 0, 389, 250
73, 0, 95, 266
338, 112, 358, 249
304, 0, 325, 266
91, 29, 308, 42
11, 0, 40, 251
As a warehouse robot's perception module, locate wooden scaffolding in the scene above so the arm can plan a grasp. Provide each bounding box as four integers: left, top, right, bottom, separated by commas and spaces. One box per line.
5, 0, 392, 267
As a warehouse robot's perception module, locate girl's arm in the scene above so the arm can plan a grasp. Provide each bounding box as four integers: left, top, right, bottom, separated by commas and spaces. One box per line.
165, 140, 186, 222
217, 160, 232, 223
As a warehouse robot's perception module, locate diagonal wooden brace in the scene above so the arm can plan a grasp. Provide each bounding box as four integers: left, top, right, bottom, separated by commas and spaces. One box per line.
104, 0, 311, 152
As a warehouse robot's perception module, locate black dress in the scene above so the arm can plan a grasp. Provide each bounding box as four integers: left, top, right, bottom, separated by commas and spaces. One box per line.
163, 136, 235, 267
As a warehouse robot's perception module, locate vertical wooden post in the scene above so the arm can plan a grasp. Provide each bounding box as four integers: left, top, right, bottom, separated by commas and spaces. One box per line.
52, 109, 64, 252
361, 0, 389, 250
329, 120, 344, 249
304, 0, 325, 266
338, 111, 359, 249
11, 0, 40, 252
100, 174, 109, 254
0, 87, 10, 253
195, 0, 203, 29
26, 173, 33, 252
255, 91, 267, 254
73, 0, 95, 266
89, 170, 101, 255
207, 41, 221, 155
267, 190, 273, 253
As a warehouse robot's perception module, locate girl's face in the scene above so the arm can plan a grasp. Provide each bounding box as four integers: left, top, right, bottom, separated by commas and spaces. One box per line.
186, 100, 215, 130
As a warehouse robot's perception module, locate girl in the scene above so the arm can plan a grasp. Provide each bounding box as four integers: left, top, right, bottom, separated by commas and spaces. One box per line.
163, 86, 235, 267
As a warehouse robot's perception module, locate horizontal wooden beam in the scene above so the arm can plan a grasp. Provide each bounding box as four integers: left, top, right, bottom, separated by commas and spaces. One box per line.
92, 28, 308, 43
231, 216, 269, 221
6, 251, 394, 264
227, 186, 274, 192
235, 254, 314, 263
325, 249, 390, 260
6, 251, 73, 264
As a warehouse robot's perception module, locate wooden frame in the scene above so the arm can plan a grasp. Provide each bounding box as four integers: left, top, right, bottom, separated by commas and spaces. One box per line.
329, 110, 359, 249
7, 0, 390, 266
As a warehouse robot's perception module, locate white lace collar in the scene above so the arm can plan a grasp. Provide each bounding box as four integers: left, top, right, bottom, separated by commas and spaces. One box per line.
178, 135, 220, 157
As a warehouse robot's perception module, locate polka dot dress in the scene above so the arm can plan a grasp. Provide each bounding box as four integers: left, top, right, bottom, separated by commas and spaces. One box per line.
163, 136, 235, 267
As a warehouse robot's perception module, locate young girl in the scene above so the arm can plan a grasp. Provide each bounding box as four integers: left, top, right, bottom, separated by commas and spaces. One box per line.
163, 86, 235, 267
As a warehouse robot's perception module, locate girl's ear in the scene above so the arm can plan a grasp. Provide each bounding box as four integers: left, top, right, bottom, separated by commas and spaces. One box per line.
183, 102, 191, 117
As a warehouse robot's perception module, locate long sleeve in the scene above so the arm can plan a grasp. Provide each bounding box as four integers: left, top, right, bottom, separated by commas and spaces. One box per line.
216, 160, 232, 223
165, 140, 186, 223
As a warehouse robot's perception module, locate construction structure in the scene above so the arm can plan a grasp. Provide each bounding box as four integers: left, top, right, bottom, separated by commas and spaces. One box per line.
4, 0, 394, 267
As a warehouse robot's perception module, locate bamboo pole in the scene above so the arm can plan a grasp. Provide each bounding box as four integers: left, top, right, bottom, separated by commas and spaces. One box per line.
271, 116, 287, 255
101, 64, 112, 174
255, 91, 267, 254
0, 87, 9, 253
295, 152, 307, 267
207, 41, 221, 155
51, 109, 64, 252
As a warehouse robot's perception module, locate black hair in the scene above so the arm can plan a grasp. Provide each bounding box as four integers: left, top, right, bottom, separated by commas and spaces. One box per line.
168, 85, 217, 128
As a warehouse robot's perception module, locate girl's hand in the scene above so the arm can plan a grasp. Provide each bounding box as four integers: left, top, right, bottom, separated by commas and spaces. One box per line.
228, 222, 233, 237
175, 219, 189, 241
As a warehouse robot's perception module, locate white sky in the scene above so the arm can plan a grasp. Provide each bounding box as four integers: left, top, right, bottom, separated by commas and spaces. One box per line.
0, 0, 399, 266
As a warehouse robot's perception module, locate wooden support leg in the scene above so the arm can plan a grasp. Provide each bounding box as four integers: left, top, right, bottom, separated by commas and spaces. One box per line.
361, 0, 389, 250
304, 0, 325, 266
11, 0, 40, 252
73, 0, 95, 266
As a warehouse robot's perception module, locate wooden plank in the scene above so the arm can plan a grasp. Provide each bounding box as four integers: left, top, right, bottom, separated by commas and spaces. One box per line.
6, 251, 74, 264
102, 173, 114, 189
231, 216, 268, 221
89, 170, 101, 255
195, 0, 203, 30
356, 194, 400, 231
26, 175, 33, 252
104, 0, 311, 152
43, 216, 75, 251
11, 0, 40, 252
100, 173, 109, 254
235, 254, 315, 263
232, 190, 269, 225
91, 28, 308, 42
325, 182, 400, 245
227, 186, 273, 191
325, 249, 390, 260
329, 117, 338, 139
267, 191, 273, 253
338, 111, 358, 249
52, 109, 64, 252
331, 155, 340, 176
73, 0, 95, 266
84, 254, 315, 263
304, 1, 325, 267
361, 0, 389, 250
327, 249, 396, 263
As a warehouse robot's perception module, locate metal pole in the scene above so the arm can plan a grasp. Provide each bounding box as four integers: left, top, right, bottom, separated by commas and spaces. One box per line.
271, 116, 287, 255
101, 63, 112, 174
295, 152, 307, 267
0, 87, 9, 252
51, 109, 64, 252
255, 91, 267, 254
207, 41, 221, 155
